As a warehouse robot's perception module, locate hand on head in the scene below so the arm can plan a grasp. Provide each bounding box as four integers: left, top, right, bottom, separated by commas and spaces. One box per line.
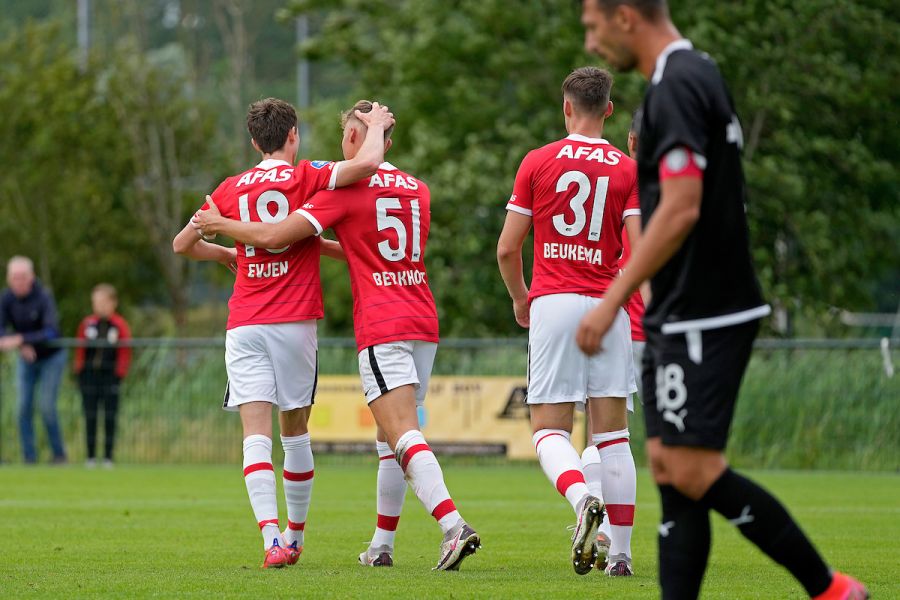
355, 102, 395, 131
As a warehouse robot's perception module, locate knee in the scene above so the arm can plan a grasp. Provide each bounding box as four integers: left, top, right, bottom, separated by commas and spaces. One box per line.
282, 424, 309, 437
664, 457, 723, 501
667, 467, 704, 499
649, 456, 669, 485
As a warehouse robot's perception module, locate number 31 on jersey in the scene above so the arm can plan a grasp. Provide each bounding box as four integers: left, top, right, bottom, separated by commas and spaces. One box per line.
553, 171, 610, 241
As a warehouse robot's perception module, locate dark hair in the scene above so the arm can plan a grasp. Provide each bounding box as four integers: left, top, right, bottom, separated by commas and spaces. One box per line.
593, 0, 668, 19
630, 108, 642, 133
562, 67, 614, 116
341, 99, 395, 140
246, 98, 298, 153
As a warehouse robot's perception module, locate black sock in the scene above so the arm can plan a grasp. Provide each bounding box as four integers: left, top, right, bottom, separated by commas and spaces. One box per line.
701, 468, 832, 597
658, 484, 711, 600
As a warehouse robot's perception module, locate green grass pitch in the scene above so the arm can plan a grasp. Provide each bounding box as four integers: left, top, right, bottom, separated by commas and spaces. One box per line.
1, 463, 897, 598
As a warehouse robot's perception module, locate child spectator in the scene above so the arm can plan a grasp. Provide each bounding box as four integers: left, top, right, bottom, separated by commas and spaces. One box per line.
74, 284, 132, 467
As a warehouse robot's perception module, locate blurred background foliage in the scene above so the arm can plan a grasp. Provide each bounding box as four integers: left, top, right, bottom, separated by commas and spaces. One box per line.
0, 0, 897, 338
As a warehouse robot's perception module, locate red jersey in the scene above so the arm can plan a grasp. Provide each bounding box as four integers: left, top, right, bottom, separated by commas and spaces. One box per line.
620, 224, 646, 341
296, 162, 439, 352
207, 158, 340, 330
507, 134, 640, 302
73, 313, 132, 378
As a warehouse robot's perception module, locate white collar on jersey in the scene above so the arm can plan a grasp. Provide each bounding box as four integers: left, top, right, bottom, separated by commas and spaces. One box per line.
379, 162, 397, 171
651, 38, 694, 85
255, 158, 292, 170
566, 133, 609, 145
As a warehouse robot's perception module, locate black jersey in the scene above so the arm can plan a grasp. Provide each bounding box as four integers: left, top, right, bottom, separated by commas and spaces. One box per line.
637, 40, 768, 333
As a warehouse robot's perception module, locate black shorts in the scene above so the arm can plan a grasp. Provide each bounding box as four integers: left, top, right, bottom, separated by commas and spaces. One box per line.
642, 319, 759, 450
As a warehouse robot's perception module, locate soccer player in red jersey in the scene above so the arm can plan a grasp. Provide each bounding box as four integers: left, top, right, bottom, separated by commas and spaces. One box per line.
581, 108, 647, 575
173, 97, 394, 568
623, 110, 648, 387
497, 67, 640, 576
579, 1, 866, 598
193, 100, 481, 572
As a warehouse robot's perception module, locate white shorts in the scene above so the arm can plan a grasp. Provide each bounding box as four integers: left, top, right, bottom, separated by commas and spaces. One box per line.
357, 340, 437, 406
528, 294, 636, 410
223, 321, 318, 412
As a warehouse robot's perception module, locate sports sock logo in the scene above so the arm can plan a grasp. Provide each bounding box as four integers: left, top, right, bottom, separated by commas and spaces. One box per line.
728, 505, 755, 527
658, 521, 676, 537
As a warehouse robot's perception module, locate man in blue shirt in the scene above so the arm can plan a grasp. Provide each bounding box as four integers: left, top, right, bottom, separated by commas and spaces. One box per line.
0, 256, 67, 463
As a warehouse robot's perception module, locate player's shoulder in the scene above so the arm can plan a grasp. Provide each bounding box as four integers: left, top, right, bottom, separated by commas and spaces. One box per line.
654, 48, 722, 94
514, 139, 568, 174
531, 138, 573, 159
296, 159, 335, 173
210, 173, 240, 201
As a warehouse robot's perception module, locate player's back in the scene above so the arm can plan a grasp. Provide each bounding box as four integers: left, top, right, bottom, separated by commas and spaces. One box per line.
298, 163, 438, 351
507, 134, 639, 302
638, 48, 765, 328
211, 158, 337, 329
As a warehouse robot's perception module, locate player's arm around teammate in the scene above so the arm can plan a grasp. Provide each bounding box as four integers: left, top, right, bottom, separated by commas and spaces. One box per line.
172, 223, 238, 270
197, 100, 482, 572
192, 105, 396, 246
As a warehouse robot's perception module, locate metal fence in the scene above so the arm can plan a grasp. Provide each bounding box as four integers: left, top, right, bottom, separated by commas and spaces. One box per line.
0, 337, 897, 470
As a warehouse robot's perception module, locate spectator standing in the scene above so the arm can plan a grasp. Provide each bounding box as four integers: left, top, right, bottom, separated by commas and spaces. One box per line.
74, 284, 131, 467
0, 256, 67, 464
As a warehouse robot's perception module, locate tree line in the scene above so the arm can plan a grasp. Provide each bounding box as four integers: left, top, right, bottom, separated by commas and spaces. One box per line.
1, 0, 897, 338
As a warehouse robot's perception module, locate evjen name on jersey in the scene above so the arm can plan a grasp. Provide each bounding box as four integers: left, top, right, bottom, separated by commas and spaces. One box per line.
507, 134, 640, 301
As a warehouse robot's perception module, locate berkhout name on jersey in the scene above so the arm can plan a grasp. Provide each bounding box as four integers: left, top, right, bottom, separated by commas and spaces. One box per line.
248, 261, 289, 278
555, 144, 621, 165
372, 269, 427, 287
235, 168, 293, 187
544, 242, 603, 265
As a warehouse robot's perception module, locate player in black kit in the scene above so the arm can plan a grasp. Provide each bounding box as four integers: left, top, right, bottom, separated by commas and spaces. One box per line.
575, 1, 867, 599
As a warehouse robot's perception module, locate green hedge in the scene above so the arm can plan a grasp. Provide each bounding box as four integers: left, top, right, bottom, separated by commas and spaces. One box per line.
0, 341, 896, 470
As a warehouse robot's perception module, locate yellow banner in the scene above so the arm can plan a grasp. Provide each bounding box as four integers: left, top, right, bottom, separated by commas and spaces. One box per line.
310, 376, 586, 459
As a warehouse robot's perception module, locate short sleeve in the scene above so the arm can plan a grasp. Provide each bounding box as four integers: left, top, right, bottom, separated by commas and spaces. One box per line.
647, 74, 710, 165
623, 167, 640, 218
506, 151, 537, 216
295, 188, 348, 235
201, 179, 229, 211
296, 160, 339, 200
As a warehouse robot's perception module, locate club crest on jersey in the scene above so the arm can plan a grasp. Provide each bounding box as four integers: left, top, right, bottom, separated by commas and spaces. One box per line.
309, 160, 330, 169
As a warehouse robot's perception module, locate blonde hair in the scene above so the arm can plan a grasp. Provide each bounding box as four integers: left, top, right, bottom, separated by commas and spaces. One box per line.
92, 283, 118, 302
341, 99, 395, 140
7, 255, 34, 275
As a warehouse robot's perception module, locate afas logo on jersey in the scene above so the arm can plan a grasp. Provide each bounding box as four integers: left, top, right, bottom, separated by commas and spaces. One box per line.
302, 202, 315, 209
309, 160, 331, 169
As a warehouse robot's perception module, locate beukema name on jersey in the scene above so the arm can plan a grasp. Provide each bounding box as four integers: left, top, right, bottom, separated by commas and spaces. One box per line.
544, 243, 603, 265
